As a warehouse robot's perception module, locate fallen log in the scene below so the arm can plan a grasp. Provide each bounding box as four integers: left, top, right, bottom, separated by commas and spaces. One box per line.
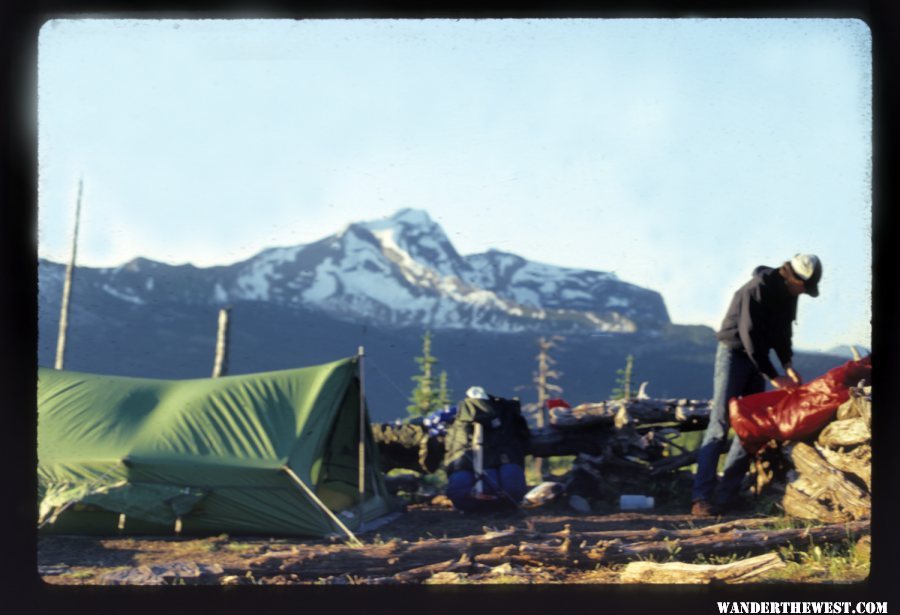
526, 427, 614, 458
392, 554, 489, 583
619, 552, 785, 584
474, 539, 576, 568
551, 516, 784, 543
649, 450, 698, 475
246, 528, 533, 579
588, 519, 869, 564
551, 398, 710, 430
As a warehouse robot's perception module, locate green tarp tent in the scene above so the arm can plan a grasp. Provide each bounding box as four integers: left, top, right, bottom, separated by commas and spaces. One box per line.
38, 356, 396, 538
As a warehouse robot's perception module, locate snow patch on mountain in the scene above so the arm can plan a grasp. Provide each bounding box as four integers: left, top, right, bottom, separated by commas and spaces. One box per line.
235, 260, 272, 300
102, 284, 145, 305
359, 209, 464, 278
213, 283, 227, 303
264, 245, 305, 265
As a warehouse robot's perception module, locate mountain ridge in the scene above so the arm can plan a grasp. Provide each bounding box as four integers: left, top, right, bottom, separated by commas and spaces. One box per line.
39, 208, 670, 336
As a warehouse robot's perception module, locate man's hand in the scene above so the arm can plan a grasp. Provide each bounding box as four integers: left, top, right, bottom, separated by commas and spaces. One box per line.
770, 375, 799, 390
785, 366, 803, 385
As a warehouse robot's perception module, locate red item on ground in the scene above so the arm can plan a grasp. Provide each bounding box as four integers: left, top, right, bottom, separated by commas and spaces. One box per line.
729, 356, 871, 454
547, 398, 571, 409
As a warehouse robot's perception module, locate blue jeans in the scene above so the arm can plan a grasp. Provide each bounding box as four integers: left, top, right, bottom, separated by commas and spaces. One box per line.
446, 464, 527, 511
692, 342, 765, 505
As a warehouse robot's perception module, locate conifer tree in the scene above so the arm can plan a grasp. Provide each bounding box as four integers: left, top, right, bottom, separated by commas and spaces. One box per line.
408, 330, 439, 419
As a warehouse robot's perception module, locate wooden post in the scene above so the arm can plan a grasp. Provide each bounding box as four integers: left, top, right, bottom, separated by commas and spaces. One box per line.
357, 345, 366, 523
54, 178, 84, 370
211, 307, 231, 377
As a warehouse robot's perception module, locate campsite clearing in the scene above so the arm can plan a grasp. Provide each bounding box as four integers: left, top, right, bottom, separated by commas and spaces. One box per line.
38, 501, 869, 585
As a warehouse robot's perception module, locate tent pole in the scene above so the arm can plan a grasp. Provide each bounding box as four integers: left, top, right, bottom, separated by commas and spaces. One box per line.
357, 345, 366, 525
282, 466, 362, 546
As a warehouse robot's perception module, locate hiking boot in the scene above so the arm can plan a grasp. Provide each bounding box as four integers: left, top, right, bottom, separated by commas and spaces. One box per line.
691, 499, 714, 516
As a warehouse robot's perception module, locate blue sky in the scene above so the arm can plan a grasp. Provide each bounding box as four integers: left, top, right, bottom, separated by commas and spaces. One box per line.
36, 18, 872, 352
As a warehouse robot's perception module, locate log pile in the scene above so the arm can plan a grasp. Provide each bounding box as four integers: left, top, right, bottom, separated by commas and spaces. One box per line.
374, 397, 711, 467
781, 384, 872, 522
373, 396, 712, 505
238, 517, 868, 583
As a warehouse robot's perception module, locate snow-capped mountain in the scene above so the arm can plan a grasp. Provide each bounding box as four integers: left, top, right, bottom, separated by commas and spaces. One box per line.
38, 209, 670, 335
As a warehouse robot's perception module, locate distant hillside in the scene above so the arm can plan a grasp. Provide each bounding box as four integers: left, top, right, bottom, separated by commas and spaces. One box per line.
37, 296, 848, 423
37, 208, 850, 422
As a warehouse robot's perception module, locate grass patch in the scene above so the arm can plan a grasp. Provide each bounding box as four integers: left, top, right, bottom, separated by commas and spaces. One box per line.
480, 574, 526, 584
767, 538, 869, 582
689, 536, 870, 583
223, 542, 258, 553
525, 455, 575, 484
57, 569, 95, 581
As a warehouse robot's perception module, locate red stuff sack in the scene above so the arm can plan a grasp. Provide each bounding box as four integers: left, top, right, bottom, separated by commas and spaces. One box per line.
729, 356, 871, 455
547, 398, 571, 410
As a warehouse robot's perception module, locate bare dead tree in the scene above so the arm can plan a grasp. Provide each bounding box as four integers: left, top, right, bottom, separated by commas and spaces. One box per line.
55, 178, 84, 370
523, 335, 564, 477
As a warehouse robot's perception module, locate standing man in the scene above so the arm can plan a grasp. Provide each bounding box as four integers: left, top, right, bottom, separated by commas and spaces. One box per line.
691, 254, 822, 516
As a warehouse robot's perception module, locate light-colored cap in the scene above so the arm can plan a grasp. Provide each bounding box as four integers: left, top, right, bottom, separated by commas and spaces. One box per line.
789, 254, 822, 297
466, 386, 488, 400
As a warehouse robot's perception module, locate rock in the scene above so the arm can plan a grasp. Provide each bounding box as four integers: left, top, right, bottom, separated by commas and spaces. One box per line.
430, 494, 453, 508
99, 566, 167, 585
151, 562, 225, 579
523, 481, 564, 507
98, 562, 225, 585
490, 562, 514, 575
568, 494, 592, 512
425, 571, 466, 584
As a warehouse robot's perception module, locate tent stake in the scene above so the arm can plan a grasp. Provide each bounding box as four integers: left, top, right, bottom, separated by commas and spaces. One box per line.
54, 177, 84, 370
282, 466, 362, 546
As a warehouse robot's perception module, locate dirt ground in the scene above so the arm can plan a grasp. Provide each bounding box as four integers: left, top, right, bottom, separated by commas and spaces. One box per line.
38, 497, 867, 586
